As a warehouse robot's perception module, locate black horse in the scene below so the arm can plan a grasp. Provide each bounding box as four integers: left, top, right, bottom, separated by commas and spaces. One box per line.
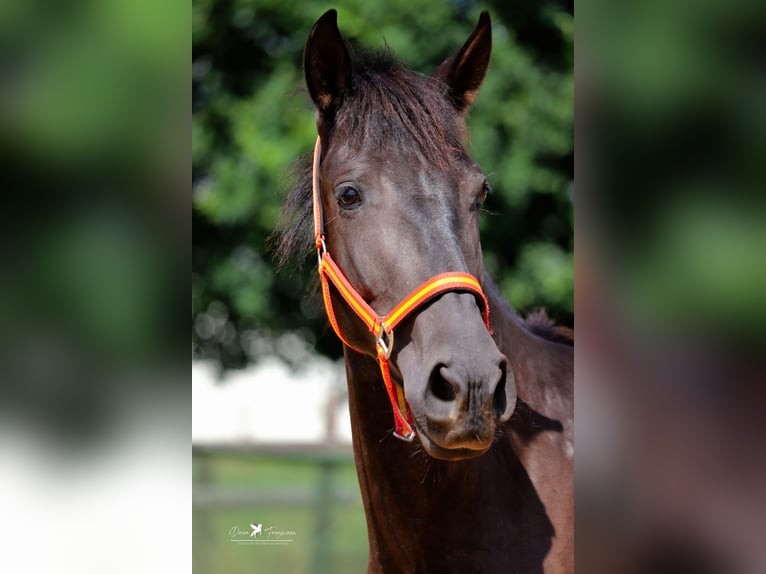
276, 10, 573, 573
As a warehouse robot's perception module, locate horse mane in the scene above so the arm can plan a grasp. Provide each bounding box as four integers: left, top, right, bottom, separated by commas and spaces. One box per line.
523, 308, 574, 346
272, 151, 314, 269
272, 48, 466, 269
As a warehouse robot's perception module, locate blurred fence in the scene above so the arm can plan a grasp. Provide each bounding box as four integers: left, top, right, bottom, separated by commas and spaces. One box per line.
193, 442, 367, 574
192, 353, 368, 573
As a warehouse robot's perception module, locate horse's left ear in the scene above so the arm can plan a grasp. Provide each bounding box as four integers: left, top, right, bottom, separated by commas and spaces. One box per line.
432, 11, 492, 115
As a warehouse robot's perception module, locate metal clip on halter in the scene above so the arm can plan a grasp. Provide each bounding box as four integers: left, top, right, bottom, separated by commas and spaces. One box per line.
375, 323, 394, 360
393, 427, 416, 443
316, 236, 327, 269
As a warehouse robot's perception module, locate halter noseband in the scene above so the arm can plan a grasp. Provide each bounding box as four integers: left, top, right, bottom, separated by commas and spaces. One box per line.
311, 136, 491, 441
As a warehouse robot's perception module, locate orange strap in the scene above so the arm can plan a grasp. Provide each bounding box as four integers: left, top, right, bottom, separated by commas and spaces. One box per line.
311, 136, 491, 441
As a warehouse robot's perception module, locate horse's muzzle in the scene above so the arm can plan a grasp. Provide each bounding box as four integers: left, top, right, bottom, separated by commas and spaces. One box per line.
397, 292, 517, 459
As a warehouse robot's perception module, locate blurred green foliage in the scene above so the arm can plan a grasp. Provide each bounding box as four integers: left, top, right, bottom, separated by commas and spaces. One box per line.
0, 0, 186, 443
193, 0, 574, 368
583, 0, 766, 343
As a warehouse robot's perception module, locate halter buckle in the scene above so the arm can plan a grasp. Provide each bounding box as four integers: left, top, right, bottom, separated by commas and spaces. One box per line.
376, 323, 394, 360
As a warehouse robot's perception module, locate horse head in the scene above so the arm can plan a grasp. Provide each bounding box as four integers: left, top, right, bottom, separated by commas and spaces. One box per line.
302, 10, 516, 460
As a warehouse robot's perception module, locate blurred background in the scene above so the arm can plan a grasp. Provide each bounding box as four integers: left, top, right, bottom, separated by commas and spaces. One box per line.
578, 0, 766, 572
192, 0, 572, 572
0, 0, 188, 572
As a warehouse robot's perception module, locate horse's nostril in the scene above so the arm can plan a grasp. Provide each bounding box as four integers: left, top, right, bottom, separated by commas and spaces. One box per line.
492, 361, 508, 417
492, 378, 506, 417
429, 365, 457, 402
492, 360, 508, 418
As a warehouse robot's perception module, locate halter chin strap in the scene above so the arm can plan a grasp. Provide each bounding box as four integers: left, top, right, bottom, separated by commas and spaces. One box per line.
311, 136, 491, 441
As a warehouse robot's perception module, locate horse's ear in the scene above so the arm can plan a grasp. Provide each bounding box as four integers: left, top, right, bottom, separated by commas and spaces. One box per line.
304, 9, 352, 125
432, 11, 492, 115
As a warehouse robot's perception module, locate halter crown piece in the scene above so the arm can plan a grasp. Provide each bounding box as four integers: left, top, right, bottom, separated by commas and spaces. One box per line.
311, 136, 492, 441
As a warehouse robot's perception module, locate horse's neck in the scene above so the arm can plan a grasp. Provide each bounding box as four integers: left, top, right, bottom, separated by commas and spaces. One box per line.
483, 276, 575, 572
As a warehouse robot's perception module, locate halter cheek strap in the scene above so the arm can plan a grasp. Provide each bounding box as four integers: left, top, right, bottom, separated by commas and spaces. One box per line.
311, 136, 491, 441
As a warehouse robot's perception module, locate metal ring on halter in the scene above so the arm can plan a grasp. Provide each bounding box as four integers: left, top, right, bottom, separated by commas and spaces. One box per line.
376, 323, 394, 359
316, 236, 327, 268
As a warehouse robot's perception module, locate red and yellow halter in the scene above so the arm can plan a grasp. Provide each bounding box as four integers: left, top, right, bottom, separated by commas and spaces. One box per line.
311, 136, 492, 441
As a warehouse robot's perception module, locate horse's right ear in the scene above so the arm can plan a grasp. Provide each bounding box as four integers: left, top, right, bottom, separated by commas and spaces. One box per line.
304, 9, 352, 126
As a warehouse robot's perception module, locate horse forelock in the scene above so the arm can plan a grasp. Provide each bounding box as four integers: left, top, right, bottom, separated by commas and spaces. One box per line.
337, 48, 466, 168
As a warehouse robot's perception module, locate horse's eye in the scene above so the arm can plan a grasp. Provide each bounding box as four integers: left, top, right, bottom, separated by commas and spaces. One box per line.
338, 187, 362, 208
477, 181, 490, 206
